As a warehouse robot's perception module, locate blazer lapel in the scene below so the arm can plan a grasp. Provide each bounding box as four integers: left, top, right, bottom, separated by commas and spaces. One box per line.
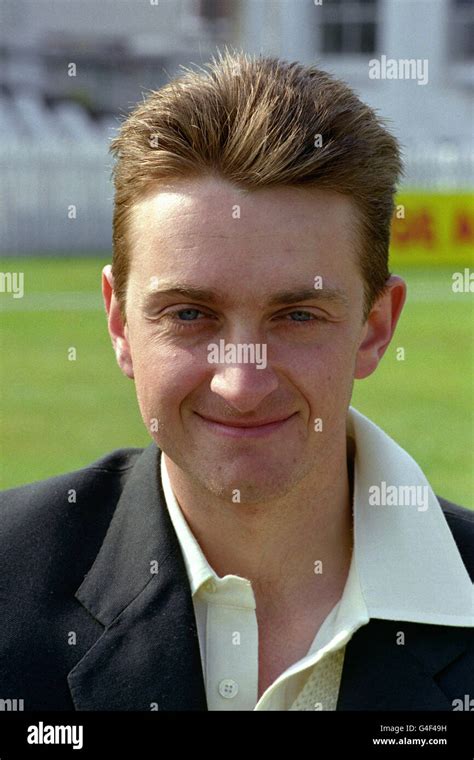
67, 443, 208, 711
337, 618, 470, 710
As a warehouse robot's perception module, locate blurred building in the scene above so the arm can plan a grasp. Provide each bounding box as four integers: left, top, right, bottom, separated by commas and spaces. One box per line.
242, 0, 474, 146
0, 0, 235, 129
0, 0, 472, 253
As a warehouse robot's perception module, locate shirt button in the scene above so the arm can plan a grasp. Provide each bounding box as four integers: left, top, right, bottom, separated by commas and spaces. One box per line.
218, 679, 239, 699
204, 579, 217, 593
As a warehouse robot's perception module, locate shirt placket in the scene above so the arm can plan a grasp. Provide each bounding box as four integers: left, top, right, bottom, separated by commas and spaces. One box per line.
202, 577, 259, 710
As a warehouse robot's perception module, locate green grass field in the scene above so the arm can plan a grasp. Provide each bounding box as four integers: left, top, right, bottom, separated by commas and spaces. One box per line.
0, 257, 473, 508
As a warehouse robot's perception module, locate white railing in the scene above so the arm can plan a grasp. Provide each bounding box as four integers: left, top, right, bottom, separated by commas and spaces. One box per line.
402, 144, 474, 190
0, 142, 114, 254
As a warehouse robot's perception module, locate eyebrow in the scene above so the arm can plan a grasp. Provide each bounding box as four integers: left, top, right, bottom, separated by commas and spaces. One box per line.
142, 285, 350, 310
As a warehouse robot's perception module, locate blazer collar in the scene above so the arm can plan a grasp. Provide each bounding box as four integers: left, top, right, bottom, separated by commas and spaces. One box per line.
68, 442, 207, 710
337, 618, 472, 710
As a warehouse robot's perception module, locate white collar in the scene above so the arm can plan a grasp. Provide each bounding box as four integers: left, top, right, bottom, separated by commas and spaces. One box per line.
161, 406, 473, 627
347, 406, 472, 626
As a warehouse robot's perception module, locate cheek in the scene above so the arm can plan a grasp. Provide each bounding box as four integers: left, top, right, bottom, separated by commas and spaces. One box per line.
132, 340, 210, 416
293, 341, 356, 440
288, 332, 356, 388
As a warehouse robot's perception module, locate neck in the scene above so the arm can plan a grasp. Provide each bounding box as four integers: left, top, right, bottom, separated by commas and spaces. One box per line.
163, 439, 354, 616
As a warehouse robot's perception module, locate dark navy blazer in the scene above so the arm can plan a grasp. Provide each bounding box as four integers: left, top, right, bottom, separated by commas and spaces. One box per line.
0, 444, 472, 710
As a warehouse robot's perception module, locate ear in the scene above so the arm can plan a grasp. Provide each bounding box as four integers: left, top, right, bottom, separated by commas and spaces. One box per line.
102, 264, 134, 380
354, 275, 407, 379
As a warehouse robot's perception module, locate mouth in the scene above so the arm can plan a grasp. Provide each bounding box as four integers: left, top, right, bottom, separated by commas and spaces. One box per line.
194, 412, 297, 438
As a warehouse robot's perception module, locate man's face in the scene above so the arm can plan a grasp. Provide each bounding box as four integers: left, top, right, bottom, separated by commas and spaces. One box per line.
105, 177, 392, 502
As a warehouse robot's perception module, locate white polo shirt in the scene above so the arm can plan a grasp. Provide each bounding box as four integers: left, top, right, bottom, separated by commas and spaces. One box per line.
160, 406, 473, 711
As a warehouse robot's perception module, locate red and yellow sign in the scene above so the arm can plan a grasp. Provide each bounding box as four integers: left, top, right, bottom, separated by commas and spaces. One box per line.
390, 192, 474, 266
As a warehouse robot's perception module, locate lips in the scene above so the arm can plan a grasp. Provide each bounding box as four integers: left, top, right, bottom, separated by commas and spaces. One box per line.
193, 411, 297, 438
196, 414, 292, 428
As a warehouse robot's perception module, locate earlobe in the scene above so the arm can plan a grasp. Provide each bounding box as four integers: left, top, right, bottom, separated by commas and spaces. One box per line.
354, 318, 384, 380
114, 326, 135, 380
115, 347, 135, 380
102, 264, 135, 380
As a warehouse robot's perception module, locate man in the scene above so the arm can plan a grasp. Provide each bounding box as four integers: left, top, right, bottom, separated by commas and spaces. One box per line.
1, 50, 472, 711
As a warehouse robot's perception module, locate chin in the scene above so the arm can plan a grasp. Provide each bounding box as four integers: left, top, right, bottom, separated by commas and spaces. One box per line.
195, 461, 298, 504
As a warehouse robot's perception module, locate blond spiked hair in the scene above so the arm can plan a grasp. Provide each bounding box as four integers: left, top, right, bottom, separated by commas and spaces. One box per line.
110, 48, 403, 321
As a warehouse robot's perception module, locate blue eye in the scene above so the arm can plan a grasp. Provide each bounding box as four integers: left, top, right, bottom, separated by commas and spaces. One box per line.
161, 308, 210, 332
288, 311, 312, 321
158, 307, 326, 333
175, 308, 203, 321
283, 310, 326, 323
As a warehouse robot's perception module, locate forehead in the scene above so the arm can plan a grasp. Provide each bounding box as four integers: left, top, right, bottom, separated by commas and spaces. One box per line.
126, 176, 361, 291
128, 175, 356, 239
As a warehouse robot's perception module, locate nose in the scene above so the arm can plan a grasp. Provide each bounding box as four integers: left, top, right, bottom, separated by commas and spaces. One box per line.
209, 363, 279, 414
